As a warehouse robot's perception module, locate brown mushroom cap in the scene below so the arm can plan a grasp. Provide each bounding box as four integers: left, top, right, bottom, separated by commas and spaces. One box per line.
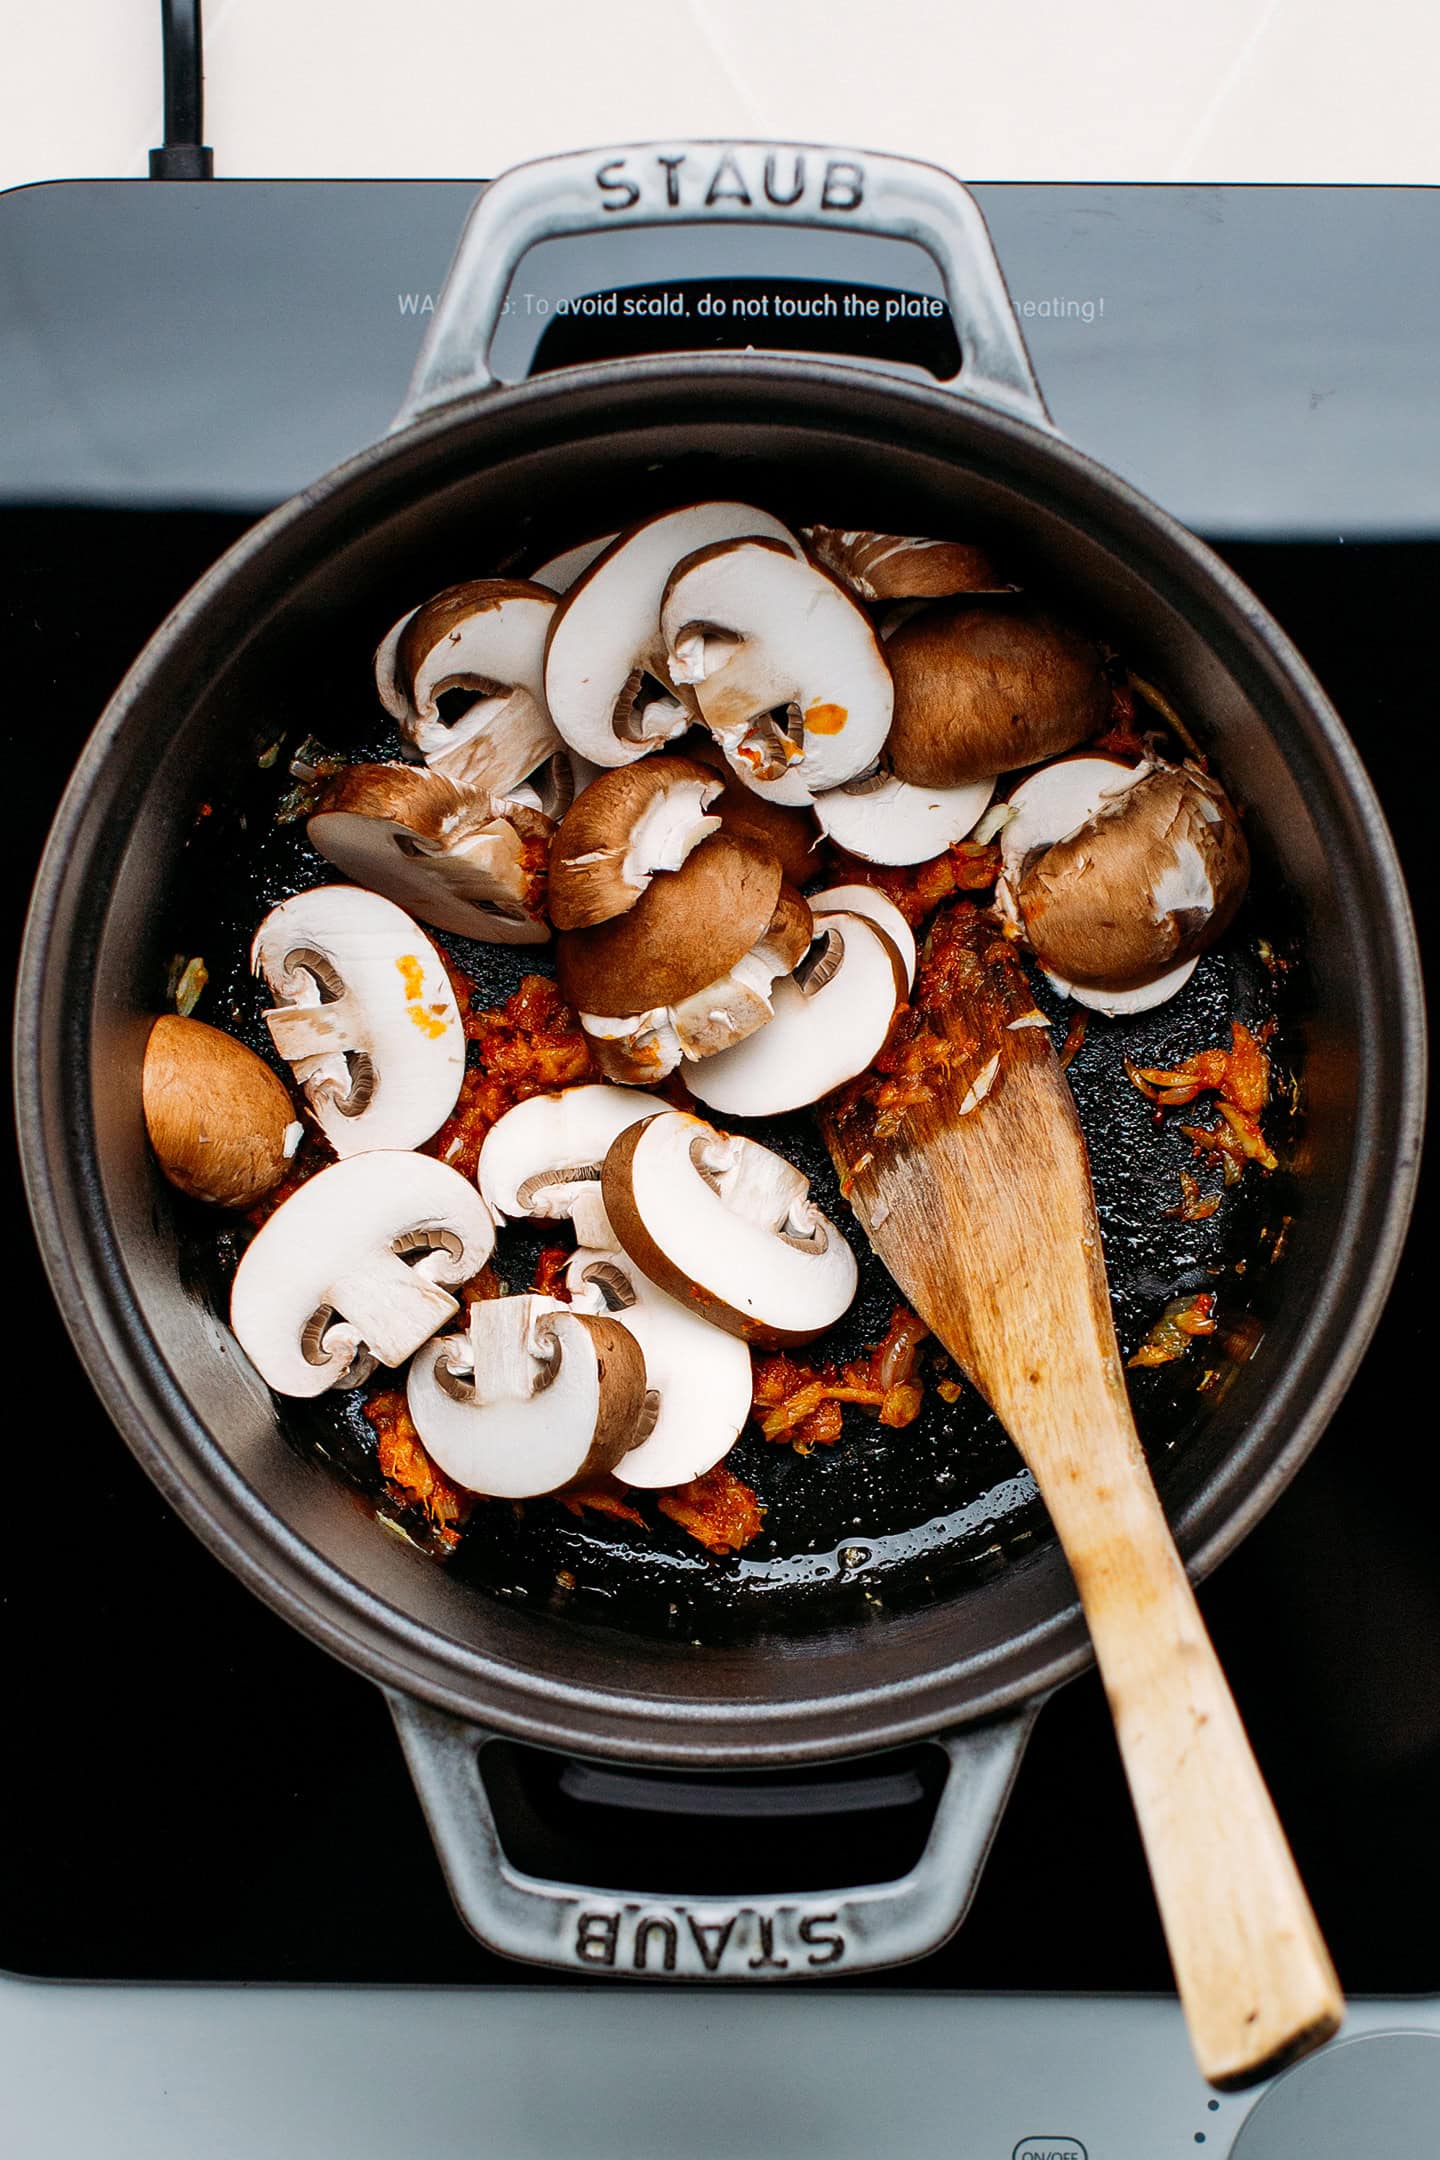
142, 1015, 300, 1210
555, 831, 782, 1016
804, 527, 1014, 602
680, 733, 819, 884
546, 754, 721, 931
886, 603, 1111, 787
1018, 761, 1250, 987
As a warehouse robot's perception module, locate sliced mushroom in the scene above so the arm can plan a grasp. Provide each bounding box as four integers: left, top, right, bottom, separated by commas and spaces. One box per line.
601, 1111, 857, 1346
813, 766, 994, 865
142, 1014, 302, 1209
994, 756, 1197, 1015
375, 578, 562, 793
1018, 759, 1249, 989
546, 755, 722, 930
530, 533, 617, 592
544, 503, 800, 769
804, 527, 1014, 602
805, 883, 916, 988
885, 602, 1111, 787
252, 885, 465, 1153
307, 765, 550, 944
477, 1083, 664, 1250
230, 1150, 494, 1396
566, 1248, 751, 1488
406, 1294, 648, 1498
661, 540, 892, 806
686, 910, 904, 1118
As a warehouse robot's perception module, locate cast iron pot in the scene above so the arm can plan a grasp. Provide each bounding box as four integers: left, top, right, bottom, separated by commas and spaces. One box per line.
15, 143, 1425, 1984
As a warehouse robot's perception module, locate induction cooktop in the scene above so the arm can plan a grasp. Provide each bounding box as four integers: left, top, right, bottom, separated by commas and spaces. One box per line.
1, 174, 1435, 2158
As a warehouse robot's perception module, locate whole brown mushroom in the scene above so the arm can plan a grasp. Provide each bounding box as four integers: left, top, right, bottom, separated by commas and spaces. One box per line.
143, 1015, 301, 1209
1017, 761, 1249, 987
885, 602, 1111, 787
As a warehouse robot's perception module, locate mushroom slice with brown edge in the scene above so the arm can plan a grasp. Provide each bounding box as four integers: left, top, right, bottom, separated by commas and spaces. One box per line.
143, 1014, 303, 1209
230, 1150, 495, 1397
813, 767, 994, 866
566, 1247, 751, 1489
995, 755, 1196, 1016
547, 754, 723, 930
307, 765, 550, 944
803, 527, 1015, 602
686, 909, 904, 1119
1018, 759, 1249, 997
530, 533, 617, 593
804, 883, 916, 989
602, 1111, 857, 1347
885, 602, 1111, 788
375, 577, 562, 796
406, 1293, 649, 1499
477, 1083, 665, 1251
253, 885, 465, 1153
661, 539, 892, 807
544, 503, 801, 769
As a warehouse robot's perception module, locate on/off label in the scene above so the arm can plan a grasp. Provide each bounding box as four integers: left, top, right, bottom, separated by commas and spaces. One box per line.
1014, 2141, 1088, 2160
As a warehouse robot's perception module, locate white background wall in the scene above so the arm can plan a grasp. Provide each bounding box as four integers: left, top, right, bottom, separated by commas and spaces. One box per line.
0, 0, 1436, 192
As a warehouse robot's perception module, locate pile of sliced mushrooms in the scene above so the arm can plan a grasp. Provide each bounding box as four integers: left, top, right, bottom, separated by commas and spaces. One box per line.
142, 501, 1250, 1524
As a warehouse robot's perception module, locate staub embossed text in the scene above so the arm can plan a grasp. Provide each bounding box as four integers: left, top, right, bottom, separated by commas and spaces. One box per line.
594, 148, 867, 218
572, 1902, 848, 1974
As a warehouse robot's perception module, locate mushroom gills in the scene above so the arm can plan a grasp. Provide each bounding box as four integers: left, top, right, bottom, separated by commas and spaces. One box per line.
406, 1294, 649, 1498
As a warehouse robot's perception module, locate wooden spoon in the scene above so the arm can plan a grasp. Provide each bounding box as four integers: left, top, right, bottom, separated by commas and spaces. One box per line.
822, 906, 1342, 2089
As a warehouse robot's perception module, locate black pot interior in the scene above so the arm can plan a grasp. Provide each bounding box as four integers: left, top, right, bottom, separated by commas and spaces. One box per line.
28, 361, 1418, 1762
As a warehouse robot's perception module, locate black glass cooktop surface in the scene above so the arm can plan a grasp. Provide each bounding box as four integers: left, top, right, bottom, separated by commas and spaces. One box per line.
2, 179, 1433, 1987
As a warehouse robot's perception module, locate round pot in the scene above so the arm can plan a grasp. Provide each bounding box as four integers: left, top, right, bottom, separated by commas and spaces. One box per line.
15, 142, 1425, 1984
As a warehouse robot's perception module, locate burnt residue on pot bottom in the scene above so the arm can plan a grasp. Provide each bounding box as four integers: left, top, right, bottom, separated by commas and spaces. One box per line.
178, 767, 1297, 1647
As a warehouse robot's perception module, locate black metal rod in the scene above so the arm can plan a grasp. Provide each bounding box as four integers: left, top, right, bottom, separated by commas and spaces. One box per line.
149, 0, 214, 179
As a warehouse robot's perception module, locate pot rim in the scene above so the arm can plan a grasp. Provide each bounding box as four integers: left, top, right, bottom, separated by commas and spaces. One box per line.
15, 353, 1428, 1767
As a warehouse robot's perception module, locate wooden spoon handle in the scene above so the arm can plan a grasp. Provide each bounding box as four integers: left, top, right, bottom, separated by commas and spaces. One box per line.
1041, 1409, 1343, 2089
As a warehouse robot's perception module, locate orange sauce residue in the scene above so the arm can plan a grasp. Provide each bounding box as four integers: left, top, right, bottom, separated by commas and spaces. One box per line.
397, 953, 450, 1039
804, 701, 848, 735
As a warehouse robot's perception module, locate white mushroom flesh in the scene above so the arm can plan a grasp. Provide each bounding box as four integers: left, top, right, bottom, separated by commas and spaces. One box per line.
229, 1151, 495, 1397
477, 1084, 665, 1251
661, 542, 893, 807
1043, 956, 1200, 1017
813, 767, 994, 865
602, 1111, 857, 1345
566, 1249, 752, 1489
544, 504, 801, 769
687, 912, 902, 1118
530, 534, 618, 592
406, 1295, 643, 1498
252, 886, 465, 1153
804, 883, 916, 988
307, 782, 550, 946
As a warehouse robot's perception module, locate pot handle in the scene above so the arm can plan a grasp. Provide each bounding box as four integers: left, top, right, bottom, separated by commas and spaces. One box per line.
392, 140, 1050, 431
387, 1689, 1038, 1979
